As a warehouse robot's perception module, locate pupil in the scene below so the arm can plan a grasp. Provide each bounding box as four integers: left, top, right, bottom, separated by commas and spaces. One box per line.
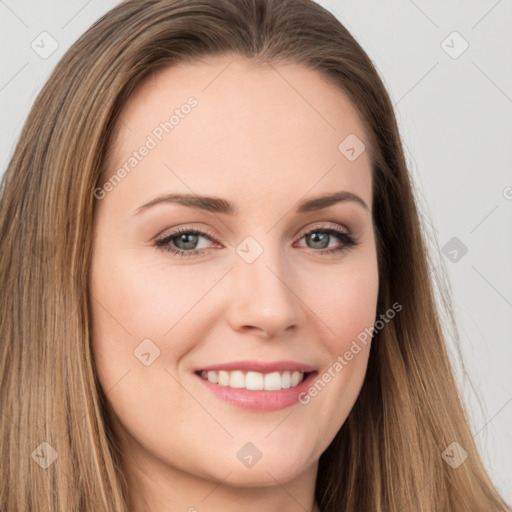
309, 232, 328, 249
177, 233, 197, 250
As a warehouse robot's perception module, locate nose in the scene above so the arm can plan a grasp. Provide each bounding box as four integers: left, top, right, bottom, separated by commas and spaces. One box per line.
225, 243, 303, 339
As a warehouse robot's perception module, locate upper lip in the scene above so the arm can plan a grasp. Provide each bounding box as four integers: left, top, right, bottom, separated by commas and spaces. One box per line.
195, 360, 316, 373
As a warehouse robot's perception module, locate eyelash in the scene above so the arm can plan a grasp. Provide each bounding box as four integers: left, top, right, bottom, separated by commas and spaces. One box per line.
155, 224, 359, 258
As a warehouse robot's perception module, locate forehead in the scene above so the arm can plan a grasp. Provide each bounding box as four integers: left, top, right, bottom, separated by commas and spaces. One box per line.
104, 54, 372, 216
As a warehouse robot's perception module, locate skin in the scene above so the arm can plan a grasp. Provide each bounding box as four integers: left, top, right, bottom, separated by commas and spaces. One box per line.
89, 54, 379, 512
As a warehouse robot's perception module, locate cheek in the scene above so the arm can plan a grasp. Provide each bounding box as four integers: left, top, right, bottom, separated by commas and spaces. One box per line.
88, 240, 233, 424
88, 246, 203, 429
334, 270, 378, 349
301, 246, 378, 405
88, 243, 217, 357
310, 248, 379, 355
298, 259, 378, 445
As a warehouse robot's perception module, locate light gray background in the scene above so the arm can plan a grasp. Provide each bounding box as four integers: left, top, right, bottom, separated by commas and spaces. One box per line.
1, 0, 511, 502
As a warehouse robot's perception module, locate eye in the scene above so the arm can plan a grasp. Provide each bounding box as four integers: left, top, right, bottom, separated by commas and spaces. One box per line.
155, 226, 218, 258
296, 224, 359, 256
154, 224, 359, 258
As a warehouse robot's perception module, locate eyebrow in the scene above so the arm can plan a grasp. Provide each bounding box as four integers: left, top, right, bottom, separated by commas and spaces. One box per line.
133, 190, 369, 216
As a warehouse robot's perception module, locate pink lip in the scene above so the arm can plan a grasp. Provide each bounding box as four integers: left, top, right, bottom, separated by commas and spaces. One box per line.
195, 360, 316, 373
193, 370, 319, 412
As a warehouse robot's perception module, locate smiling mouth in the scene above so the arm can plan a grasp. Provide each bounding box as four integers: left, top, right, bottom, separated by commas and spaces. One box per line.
195, 369, 316, 391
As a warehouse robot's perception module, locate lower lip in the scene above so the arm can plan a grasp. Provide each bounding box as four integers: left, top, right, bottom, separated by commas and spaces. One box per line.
194, 371, 319, 411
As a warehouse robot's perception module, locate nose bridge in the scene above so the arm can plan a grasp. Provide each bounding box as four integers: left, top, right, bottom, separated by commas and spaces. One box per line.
229, 235, 301, 336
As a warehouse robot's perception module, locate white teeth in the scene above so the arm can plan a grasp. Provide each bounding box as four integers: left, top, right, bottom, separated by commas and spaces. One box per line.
199, 370, 305, 390
290, 371, 302, 387
207, 370, 218, 384
218, 370, 229, 386
229, 370, 245, 388
245, 371, 264, 390
264, 372, 282, 390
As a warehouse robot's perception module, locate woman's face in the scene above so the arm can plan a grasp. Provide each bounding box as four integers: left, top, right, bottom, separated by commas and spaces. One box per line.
89, 54, 379, 504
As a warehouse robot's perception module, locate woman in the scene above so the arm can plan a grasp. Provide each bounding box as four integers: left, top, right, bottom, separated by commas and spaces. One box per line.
0, 0, 509, 511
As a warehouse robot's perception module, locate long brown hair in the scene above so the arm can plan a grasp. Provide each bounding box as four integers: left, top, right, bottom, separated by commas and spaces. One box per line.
0, 0, 509, 510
